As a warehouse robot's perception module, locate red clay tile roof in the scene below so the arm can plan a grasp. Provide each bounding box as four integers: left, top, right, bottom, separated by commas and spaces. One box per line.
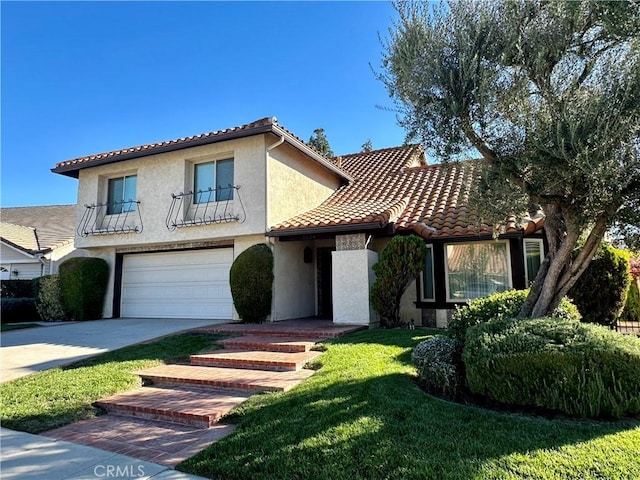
52, 117, 352, 182
269, 145, 543, 239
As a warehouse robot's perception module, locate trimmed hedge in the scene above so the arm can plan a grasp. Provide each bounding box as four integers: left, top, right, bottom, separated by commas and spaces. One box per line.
569, 243, 631, 327
448, 289, 581, 343
1, 298, 39, 323
0, 279, 36, 299
59, 257, 109, 321
621, 279, 640, 322
34, 275, 66, 321
464, 317, 640, 418
229, 244, 273, 323
412, 337, 465, 399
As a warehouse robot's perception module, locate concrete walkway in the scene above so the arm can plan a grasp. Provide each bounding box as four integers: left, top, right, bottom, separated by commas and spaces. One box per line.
0, 317, 226, 479
1, 318, 227, 383
1, 428, 209, 480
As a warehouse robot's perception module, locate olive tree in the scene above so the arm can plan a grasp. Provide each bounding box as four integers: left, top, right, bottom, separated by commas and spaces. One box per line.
380, 1, 640, 317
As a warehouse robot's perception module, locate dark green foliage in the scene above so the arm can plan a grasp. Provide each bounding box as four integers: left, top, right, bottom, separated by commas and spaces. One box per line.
1, 298, 38, 323
621, 279, 640, 322
464, 317, 640, 418
412, 337, 465, 399
371, 235, 428, 328
448, 289, 581, 343
58, 257, 109, 321
229, 244, 273, 323
569, 244, 631, 327
0, 279, 36, 299
33, 275, 66, 321
307, 128, 334, 158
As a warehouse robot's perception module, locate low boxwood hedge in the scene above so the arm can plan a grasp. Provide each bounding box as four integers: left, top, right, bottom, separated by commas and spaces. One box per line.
448, 289, 581, 343
464, 317, 640, 418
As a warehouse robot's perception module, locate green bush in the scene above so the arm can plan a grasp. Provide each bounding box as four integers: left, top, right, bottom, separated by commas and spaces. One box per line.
412, 337, 465, 399
464, 317, 640, 418
621, 279, 640, 322
34, 275, 66, 321
0, 279, 36, 299
569, 243, 631, 327
1, 298, 39, 323
448, 289, 581, 343
371, 235, 428, 328
58, 257, 109, 321
230, 244, 273, 323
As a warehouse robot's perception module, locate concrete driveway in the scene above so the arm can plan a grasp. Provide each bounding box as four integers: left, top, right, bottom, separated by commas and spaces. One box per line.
0, 318, 227, 383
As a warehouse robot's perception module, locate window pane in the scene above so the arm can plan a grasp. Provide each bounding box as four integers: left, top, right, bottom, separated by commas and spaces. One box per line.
423, 247, 434, 300
107, 177, 124, 215
216, 159, 234, 201
194, 162, 215, 204
525, 240, 542, 285
446, 242, 509, 300
123, 175, 137, 212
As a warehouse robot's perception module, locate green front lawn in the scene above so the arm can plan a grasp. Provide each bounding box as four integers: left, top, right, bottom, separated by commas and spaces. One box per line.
1, 323, 41, 332
179, 329, 640, 480
0, 332, 224, 433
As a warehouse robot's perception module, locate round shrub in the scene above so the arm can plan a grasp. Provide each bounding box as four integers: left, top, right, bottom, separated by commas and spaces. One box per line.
59, 257, 109, 321
230, 244, 273, 323
448, 289, 580, 343
463, 317, 640, 418
412, 337, 465, 399
34, 275, 66, 321
569, 243, 631, 327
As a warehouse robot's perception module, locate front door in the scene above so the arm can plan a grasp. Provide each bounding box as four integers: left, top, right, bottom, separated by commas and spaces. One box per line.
316, 247, 334, 318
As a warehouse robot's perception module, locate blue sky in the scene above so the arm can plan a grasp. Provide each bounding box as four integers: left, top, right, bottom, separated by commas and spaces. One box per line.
1, 1, 407, 207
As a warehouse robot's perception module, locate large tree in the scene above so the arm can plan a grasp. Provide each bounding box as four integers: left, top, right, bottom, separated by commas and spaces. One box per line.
380, 0, 640, 317
308, 128, 334, 158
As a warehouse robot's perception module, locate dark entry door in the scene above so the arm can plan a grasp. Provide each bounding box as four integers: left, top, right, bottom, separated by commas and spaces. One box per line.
317, 247, 334, 318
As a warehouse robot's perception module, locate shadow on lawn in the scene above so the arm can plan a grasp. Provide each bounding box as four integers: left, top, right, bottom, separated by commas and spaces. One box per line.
179, 331, 640, 480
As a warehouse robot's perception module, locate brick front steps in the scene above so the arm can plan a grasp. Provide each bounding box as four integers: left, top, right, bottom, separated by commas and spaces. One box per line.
94, 386, 251, 428
190, 348, 323, 371
45, 320, 358, 467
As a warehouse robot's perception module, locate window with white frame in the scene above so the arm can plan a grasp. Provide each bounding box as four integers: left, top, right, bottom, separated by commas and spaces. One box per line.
421, 245, 435, 301
445, 241, 512, 302
194, 158, 234, 203
524, 238, 544, 286
107, 175, 137, 215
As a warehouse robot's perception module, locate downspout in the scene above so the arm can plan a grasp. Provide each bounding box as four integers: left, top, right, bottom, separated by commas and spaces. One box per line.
265, 133, 285, 322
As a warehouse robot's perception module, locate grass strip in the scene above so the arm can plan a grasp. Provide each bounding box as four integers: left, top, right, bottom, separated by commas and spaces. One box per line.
179, 329, 640, 480
1, 323, 41, 332
0, 332, 223, 433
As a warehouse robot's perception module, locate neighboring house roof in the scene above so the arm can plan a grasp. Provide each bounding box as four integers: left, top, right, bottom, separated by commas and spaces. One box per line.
52, 117, 352, 182
0, 205, 76, 253
269, 145, 544, 240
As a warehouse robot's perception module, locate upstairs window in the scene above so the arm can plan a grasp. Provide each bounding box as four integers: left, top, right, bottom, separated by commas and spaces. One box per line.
107, 175, 137, 215
445, 241, 511, 302
194, 158, 234, 203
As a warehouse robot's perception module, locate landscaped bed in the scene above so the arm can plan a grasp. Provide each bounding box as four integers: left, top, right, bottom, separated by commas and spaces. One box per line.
179, 329, 640, 480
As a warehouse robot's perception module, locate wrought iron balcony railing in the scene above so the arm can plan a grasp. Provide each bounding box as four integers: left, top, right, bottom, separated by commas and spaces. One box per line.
165, 185, 246, 231
77, 200, 143, 237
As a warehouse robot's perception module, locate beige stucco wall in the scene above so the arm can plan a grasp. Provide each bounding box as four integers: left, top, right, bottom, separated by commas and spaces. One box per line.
332, 249, 378, 325
270, 239, 316, 321
75, 135, 269, 250
267, 143, 341, 227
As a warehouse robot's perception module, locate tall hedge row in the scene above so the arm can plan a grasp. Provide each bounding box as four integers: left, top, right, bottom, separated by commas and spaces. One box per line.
58, 257, 109, 321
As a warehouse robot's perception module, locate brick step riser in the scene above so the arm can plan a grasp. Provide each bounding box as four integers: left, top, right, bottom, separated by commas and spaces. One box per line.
95, 403, 217, 429
205, 329, 337, 339
215, 341, 311, 353
140, 376, 285, 393
190, 357, 299, 371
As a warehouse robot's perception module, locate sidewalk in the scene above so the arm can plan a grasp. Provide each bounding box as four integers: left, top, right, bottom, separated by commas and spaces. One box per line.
0, 428, 209, 480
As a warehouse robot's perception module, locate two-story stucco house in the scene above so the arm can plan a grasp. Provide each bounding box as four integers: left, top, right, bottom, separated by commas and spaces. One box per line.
53, 117, 546, 327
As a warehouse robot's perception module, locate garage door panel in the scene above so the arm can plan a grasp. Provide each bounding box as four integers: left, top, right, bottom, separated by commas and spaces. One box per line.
121, 249, 233, 319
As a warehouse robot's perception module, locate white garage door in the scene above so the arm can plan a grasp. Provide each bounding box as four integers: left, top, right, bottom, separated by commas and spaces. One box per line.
121, 249, 233, 319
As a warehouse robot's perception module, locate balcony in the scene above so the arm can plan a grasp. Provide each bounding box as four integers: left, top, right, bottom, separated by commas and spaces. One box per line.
165, 185, 246, 231
78, 200, 143, 237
